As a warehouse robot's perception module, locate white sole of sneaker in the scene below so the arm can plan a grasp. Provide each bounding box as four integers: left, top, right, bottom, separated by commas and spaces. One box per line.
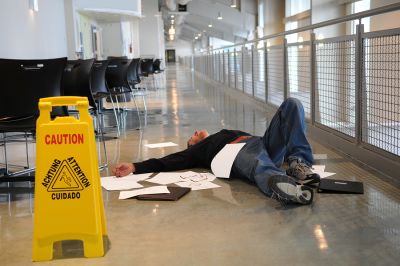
268, 175, 313, 205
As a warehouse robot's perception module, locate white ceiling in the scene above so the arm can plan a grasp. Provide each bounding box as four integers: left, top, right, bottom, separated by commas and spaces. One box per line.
161, 0, 257, 44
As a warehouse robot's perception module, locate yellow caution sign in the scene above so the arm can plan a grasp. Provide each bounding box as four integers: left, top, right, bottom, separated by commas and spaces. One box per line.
32, 97, 106, 261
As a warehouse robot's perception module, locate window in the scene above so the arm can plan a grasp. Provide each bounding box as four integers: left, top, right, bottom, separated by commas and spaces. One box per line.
286, 0, 310, 17
351, 0, 370, 33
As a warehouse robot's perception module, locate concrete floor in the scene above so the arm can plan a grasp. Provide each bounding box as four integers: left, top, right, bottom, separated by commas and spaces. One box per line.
1, 64, 400, 265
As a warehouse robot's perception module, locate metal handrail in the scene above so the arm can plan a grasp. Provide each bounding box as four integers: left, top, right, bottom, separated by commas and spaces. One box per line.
205, 2, 400, 52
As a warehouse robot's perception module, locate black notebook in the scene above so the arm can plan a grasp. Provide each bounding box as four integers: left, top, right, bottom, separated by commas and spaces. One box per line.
135, 186, 191, 201
318, 179, 364, 194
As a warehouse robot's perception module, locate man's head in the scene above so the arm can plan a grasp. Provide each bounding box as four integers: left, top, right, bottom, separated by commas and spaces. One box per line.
187, 129, 209, 147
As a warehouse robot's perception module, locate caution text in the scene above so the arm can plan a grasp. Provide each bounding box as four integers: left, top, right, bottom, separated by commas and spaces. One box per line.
45, 134, 84, 145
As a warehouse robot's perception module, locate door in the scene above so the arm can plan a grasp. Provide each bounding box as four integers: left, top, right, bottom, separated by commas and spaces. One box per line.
165, 49, 176, 63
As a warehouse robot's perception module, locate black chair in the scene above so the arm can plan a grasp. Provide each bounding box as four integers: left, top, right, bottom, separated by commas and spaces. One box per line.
105, 58, 143, 128
107, 56, 128, 59
152, 58, 165, 89
128, 58, 147, 112
61, 59, 108, 168
0, 57, 67, 180
62, 59, 96, 108
91, 60, 120, 136
153, 59, 164, 73
140, 58, 156, 90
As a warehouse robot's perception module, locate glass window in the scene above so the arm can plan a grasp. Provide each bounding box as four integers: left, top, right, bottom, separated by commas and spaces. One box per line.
285, 0, 310, 17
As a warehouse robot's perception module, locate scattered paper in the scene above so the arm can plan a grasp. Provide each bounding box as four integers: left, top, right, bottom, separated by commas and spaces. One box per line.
101, 178, 143, 191
211, 143, 246, 178
311, 164, 336, 179
146, 172, 184, 185
119, 186, 169, 200
101, 173, 152, 191
147, 171, 216, 185
312, 165, 326, 173
175, 180, 221, 191
313, 154, 328, 160
145, 142, 178, 148
319, 172, 336, 178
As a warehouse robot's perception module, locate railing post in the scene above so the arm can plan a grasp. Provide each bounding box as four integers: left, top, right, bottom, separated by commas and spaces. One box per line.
251, 44, 255, 97
355, 23, 365, 145
283, 38, 288, 100
234, 48, 237, 89
264, 41, 269, 103
310, 32, 316, 125
242, 45, 245, 92
222, 50, 225, 84
227, 50, 230, 87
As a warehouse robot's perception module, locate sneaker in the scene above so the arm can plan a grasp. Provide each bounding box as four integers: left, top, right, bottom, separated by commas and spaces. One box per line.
286, 158, 320, 185
268, 175, 313, 205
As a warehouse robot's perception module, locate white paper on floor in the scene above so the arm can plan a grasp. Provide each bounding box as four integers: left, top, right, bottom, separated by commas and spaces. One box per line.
146, 171, 216, 185
101, 173, 153, 191
146, 171, 220, 191
145, 142, 178, 148
119, 186, 169, 200
175, 180, 221, 191
313, 154, 328, 160
311, 164, 336, 178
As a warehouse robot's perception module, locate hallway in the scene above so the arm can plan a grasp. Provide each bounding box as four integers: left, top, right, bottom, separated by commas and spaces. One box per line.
1, 63, 400, 265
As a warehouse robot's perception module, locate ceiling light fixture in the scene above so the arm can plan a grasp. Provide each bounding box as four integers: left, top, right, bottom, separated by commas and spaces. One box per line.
171, 15, 175, 18
168, 26, 175, 35
208, 23, 213, 28
217, 12, 222, 20
230, 0, 237, 8
29, 0, 39, 12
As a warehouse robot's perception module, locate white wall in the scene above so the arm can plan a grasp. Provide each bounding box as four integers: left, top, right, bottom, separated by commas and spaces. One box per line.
100, 23, 123, 57
165, 39, 193, 60
74, 0, 141, 13
131, 19, 141, 57
139, 0, 165, 59
0, 0, 67, 59
371, 0, 400, 31
312, 0, 347, 38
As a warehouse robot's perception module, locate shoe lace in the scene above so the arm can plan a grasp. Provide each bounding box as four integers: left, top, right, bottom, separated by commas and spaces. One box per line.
292, 162, 312, 179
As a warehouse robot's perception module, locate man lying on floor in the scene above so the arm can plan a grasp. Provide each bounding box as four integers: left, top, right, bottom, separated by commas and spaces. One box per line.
112, 98, 320, 205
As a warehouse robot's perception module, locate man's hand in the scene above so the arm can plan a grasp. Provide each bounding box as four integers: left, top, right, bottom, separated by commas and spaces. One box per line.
112, 163, 135, 177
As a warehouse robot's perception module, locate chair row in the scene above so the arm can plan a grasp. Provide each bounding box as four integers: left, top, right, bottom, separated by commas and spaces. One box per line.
0, 56, 157, 180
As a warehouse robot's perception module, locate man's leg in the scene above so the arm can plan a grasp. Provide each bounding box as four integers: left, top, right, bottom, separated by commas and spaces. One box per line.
262, 98, 319, 184
253, 149, 313, 205
262, 97, 314, 166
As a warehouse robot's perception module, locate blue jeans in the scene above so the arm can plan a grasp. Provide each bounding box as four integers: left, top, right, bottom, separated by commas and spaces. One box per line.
253, 97, 314, 195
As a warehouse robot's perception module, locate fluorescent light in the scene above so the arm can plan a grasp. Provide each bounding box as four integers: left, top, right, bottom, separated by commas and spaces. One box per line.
217, 12, 222, 20
208, 23, 213, 28
168, 26, 175, 35
29, 0, 39, 12
171, 15, 175, 18
231, 0, 237, 8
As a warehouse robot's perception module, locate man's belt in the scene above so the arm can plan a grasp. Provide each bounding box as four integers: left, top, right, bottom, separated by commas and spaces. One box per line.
230, 135, 251, 144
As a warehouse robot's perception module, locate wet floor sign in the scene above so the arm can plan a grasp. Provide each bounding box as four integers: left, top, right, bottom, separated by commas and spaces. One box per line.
32, 97, 106, 261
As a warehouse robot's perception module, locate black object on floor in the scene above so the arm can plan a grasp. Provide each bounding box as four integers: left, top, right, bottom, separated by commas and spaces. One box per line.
135, 186, 191, 201
318, 179, 364, 194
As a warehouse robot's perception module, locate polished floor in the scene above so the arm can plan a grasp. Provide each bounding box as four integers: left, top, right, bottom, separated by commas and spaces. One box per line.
1, 64, 400, 265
